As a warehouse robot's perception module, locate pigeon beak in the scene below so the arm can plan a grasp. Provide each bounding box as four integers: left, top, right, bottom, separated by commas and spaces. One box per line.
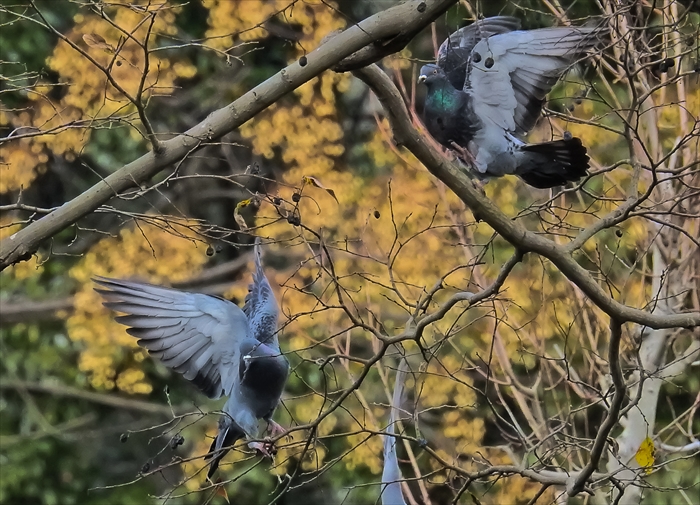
418, 74, 426, 83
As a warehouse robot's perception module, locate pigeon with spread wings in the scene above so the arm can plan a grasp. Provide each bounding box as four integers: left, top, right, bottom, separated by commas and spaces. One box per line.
420, 18, 602, 188
95, 238, 288, 478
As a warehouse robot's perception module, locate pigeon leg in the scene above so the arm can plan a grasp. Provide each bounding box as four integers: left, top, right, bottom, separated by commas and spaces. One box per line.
449, 141, 476, 167
249, 440, 277, 458
266, 420, 287, 439
446, 142, 486, 195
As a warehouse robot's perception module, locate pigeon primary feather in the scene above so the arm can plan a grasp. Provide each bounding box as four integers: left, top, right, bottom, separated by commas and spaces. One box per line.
420, 17, 601, 188
95, 238, 289, 478
380, 359, 408, 505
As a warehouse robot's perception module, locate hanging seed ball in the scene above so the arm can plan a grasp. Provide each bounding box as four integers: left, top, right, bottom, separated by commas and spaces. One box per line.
567, 103, 576, 112
116, 60, 122, 66
292, 192, 301, 203
273, 196, 282, 205
575, 97, 583, 105
374, 210, 380, 219
299, 55, 307, 67
472, 52, 481, 63
287, 214, 301, 226
215, 245, 223, 253
564, 131, 573, 140
170, 434, 185, 449
206, 245, 215, 256
140, 462, 150, 474
616, 229, 623, 238
120, 433, 129, 443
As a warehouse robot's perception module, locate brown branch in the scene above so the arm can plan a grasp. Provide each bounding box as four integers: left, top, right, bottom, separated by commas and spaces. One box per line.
0, 0, 459, 271
0, 297, 75, 324
351, 64, 700, 331
568, 319, 625, 495
332, 1, 448, 72
0, 379, 186, 416
0, 254, 252, 324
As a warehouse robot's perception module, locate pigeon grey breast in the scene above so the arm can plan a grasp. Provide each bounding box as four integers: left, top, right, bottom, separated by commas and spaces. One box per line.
420, 19, 603, 188
94, 237, 289, 479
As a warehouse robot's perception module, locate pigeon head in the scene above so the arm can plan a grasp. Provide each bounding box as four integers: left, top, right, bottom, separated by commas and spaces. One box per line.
418, 64, 448, 87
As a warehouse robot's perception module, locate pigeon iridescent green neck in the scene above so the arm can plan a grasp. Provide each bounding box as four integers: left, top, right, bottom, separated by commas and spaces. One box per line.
425, 80, 461, 114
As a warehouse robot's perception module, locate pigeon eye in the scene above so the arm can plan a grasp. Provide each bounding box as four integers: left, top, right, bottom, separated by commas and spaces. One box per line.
485, 57, 494, 68
472, 52, 481, 63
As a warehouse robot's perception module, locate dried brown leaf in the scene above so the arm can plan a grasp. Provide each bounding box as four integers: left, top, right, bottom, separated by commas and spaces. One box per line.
303, 175, 339, 204
83, 33, 114, 54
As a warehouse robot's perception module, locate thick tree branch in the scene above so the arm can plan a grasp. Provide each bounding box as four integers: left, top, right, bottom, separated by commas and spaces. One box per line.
0, 0, 458, 271
351, 65, 700, 330
0, 379, 187, 416
333, 1, 446, 72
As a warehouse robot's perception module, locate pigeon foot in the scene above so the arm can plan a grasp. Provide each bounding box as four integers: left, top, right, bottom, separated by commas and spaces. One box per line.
449, 142, 476, 167
266, 420, 288, 440
249, 440, 277, 458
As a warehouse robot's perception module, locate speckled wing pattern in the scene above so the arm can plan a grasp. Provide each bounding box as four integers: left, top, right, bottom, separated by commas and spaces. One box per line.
243, 238, 280, 350
436, 16, 521, 90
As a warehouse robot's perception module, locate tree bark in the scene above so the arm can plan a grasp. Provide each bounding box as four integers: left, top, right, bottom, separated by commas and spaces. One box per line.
351, 65, 700, 330
0, 0, 458, 271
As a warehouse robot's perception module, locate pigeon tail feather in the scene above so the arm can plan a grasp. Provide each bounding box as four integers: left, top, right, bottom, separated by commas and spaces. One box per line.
517, 137, 589, 188
205, 416, 245, 479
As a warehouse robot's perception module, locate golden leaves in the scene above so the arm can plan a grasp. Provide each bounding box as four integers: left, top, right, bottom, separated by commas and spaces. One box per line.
635, 437, 656, 474
82, 33, 114, 53
67, 217, 207, 393
234, 198, 254, 230
3, 2, 195, 195
302, 175, 339, 204
0, 219, 43, 279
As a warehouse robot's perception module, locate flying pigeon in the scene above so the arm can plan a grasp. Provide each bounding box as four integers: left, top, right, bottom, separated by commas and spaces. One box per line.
381, 359, 408, 505
95, 238, 289, 478
419, 17, 601, 188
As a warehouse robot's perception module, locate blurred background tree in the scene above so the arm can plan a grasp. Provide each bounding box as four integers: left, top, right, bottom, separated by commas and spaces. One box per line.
1, 1, 698, 504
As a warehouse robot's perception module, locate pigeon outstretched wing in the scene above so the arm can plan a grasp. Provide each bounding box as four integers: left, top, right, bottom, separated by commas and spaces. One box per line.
466, 27, 600, 135
437, 16, 521, 89
95, 277, 247, 399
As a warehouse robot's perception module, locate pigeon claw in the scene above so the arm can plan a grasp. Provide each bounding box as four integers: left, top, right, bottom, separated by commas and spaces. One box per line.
266, 420, 289, 441
449, 141, 476, 167
249, 440, 277, 459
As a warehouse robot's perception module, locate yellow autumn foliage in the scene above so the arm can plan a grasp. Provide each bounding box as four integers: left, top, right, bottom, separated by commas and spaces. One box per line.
9, 0, 690, 501
67, 217, 207, 393
0, 218, 44, 280
1, 0, 195, 194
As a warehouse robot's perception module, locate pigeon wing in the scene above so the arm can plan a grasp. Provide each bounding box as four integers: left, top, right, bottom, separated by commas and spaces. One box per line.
381, 359, 409, 505
95, 277, 247, 399
437, 16, 521, 89
243, 239, 280, 349
466, 27, 601, 135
